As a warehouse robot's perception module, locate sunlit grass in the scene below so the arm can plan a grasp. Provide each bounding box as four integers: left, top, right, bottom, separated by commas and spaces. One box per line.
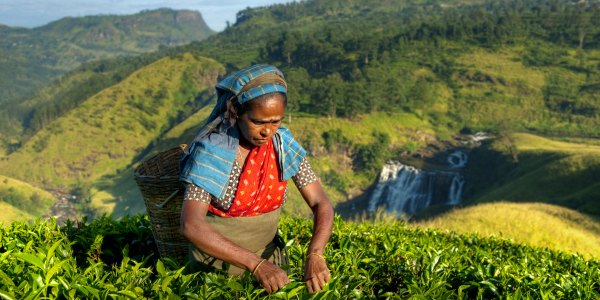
513, 133, 600, 153
414, 202, 600, 260
0, 201, 34, 225
470, 133, 600, 215
0, 175, 54, 223
456, 47, 546, 90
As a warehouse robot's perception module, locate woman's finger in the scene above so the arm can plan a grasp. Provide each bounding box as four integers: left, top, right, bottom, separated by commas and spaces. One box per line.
317, 271, 328, 289
254, 260, 290, 293
308, 276, 317, 292
312, 276, 323, 292
323, 268, 331, 282
305, 278, 312, 293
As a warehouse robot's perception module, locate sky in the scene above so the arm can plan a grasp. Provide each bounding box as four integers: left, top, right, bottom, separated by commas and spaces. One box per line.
0, 0, 293, 31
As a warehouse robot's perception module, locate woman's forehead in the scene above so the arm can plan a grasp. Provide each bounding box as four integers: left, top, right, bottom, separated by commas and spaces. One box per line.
247, 95, 286, 117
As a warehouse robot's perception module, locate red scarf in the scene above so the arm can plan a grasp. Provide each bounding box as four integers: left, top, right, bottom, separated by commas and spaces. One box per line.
209, 140, 287, 217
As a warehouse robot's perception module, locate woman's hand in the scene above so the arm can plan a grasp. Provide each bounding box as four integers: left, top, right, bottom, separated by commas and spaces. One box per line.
303, 254, 331, 293
252, 259, 290, 293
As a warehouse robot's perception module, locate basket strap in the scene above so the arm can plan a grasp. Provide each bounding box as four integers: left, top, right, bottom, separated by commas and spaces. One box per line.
156, 189, 181, 208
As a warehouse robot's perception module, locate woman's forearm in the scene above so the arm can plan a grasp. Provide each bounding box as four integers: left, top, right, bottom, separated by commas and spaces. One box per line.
307, 198, 334, 254
300, 181, 334, 255
181, 200, 263, 271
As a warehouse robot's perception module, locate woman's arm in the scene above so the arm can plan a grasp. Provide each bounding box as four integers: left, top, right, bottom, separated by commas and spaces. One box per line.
180, 200, 289, 293
298, 181, 334, 293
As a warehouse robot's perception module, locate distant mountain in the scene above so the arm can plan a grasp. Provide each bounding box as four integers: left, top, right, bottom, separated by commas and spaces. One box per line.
0, 8, 215, 138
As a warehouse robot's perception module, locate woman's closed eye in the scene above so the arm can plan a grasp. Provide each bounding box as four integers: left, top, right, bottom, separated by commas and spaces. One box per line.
252, 119, 282, 126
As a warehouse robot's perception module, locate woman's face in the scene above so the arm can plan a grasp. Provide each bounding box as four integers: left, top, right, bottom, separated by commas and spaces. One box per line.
236, 93, 286, 147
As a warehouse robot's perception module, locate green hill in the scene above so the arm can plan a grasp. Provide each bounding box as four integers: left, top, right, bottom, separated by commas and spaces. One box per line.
0, 8, 214, 105
6, 0, 599, 155
92, 104, 216, 216
0, 54, 224, 216
0, 175, 54, 223
415, 202, 600, 259
464, 133, 600, 215
0, 201, 34, 225
0, 8, 215, 152
409, 133, 600, 259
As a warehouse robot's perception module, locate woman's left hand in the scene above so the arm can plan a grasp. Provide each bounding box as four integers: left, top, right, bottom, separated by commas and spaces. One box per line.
303, 253, 331, 293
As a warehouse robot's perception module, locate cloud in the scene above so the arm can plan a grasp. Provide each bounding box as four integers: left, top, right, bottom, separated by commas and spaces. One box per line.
0, 0, 292, 31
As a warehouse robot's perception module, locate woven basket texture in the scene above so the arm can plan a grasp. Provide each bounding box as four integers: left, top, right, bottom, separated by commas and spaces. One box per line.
134, 145, 189, 261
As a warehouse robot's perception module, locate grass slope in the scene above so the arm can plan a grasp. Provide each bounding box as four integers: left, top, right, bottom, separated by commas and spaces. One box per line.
415, 202, 600, 260
0, 54, 224, 206
468, 133, 600, 215
92, 104, 215, 217
0, 202, 34, 226
0, 175, 54, 223
454, 45, 600, 133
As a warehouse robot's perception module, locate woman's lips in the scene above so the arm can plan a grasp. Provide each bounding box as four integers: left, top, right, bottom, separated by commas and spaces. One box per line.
255, 139, 268, 144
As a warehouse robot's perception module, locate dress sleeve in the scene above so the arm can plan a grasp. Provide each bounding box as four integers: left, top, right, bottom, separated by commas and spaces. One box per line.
291, 157, 319, 189
183, 183, 212, 204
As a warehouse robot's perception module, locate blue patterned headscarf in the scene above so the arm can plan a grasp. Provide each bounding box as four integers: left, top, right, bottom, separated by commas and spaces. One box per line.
180, 64, 306, 198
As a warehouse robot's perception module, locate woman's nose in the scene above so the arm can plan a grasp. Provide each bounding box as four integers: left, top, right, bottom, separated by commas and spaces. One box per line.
261, 126, 271, 137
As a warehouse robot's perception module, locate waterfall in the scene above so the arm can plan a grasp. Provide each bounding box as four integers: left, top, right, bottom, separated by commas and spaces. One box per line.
368, 151, 467, 215
448, 175, 464, 205
447, 150, 468, 168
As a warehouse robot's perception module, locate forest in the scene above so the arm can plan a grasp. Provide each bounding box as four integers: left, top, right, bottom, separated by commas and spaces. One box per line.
5, 0, 599, 156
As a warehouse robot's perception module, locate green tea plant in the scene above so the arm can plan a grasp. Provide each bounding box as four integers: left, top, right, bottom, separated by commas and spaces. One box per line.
0, 214, 598, 299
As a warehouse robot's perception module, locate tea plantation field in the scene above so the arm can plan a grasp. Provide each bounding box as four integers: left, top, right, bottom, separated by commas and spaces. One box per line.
1, 215, 598, 299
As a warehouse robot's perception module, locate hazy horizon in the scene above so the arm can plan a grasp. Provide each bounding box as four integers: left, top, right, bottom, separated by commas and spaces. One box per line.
0, 0, 294, 32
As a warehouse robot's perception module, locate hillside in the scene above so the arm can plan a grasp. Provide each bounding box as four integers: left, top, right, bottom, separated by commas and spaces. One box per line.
0, 202, 33, 225
0, 215, 598, 298
463, 133, 600, 215
92, 104, 217, 216
0, 54, 224, 215
415, 202, 600, 259
0, 175, 54, 223
0, 8, 215, 152
4, 0, 599, 156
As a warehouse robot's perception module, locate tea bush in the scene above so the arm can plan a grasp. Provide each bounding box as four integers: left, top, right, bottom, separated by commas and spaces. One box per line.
0, 214, 598, 299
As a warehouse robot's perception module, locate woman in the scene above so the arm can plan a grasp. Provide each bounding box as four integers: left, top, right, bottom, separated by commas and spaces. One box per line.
179, 64, 333, 293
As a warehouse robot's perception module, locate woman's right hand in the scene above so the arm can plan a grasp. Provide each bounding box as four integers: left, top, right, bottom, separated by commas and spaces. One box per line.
252, 259, 290, 293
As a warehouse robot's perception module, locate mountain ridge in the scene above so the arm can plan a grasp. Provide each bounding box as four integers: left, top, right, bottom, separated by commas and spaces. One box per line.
0, 53, 223, 194
0, 8, 215, 144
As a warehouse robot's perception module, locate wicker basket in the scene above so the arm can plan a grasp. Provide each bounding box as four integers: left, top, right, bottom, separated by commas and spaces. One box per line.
134, 144, 189, 261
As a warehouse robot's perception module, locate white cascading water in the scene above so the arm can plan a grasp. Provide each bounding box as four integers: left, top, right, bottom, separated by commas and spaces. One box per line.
447, 150, 468, 168
448, 175, 464, 205
368, 151, 467, 215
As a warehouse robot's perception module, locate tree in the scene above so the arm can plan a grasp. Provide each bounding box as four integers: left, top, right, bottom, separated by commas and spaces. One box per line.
353, 131, 390, 176
311, 73, 344, 117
